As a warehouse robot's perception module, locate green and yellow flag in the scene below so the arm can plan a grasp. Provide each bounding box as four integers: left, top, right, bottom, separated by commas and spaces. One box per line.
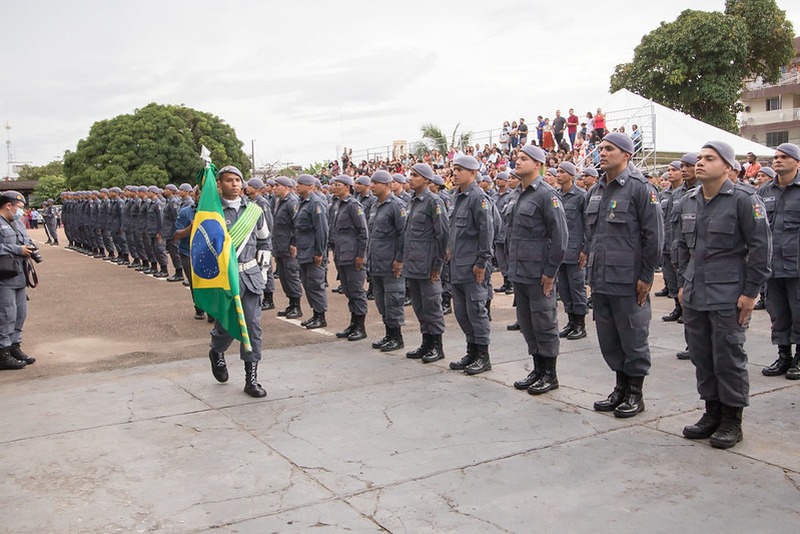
190, 163, 251, 354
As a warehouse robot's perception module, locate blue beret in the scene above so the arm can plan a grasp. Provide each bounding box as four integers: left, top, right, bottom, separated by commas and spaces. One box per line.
411, 163, 435, 181
680, 152, 699, 166
759, 167, 776, 179
165, 184, 178, 192
392, 173, 407, 184
603, 132, 635, 155
453, 155, 480, 171
558, 161, 577, 176
371, 170, 392, 184
332, 174, 354, 187
179, 183, 193, 192
275, 176, 294, 187
582, 167, 598, 178
776, 143, 800, 161
668, 161, 682, 170
496, 171, 509, 181
520, 145, 547, 163
148, 185, 160, 194
296, 174, 315, 186
702, 141, 736, 168
247, 178, 265, 189
356, 176, 371, 186
217, 165, 243, 180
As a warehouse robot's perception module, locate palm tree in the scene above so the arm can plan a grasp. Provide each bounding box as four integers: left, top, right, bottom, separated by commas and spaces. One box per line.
417, 123, 472, 157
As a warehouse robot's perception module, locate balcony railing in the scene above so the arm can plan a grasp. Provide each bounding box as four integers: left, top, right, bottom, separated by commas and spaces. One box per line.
740, 107, 800, 127
744, 71, 800, 91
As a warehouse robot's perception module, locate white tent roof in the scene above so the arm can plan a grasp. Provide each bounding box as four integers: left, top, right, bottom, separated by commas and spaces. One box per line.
601, 89, 774, 156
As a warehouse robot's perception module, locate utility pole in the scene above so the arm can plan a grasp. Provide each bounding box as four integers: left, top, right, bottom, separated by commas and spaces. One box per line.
251, 139, 256, 177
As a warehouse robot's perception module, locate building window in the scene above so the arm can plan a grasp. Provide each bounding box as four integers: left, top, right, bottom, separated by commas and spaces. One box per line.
766, 96, 781, 111
766, 131, 789, 147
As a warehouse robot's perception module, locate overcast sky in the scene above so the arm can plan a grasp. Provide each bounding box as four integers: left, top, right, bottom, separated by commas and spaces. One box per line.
1, 0, 798, 174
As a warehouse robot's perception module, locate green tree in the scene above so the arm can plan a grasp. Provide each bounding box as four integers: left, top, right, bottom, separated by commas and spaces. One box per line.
416, 123, 472, 157
610, 5, 794, 132
725, 0, 795, 84
17, 160, 64, 181
64, 103, 250, 190
32, 174, 67, 205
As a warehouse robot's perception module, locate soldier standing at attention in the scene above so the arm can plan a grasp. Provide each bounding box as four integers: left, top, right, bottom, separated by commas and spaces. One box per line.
272, 177, 304, 321
108, 187, 129, 265
580, 133, 663, 418
367, 170, 406, 352
246, 178, 275, 310
42, 198, 59, 246
293, 174, 329, 328
492, 172, 514, 295
658, 161, 684, 322
677, 141, 771, 449
403, 163, 450, 363
506, 146, 567, 394
758, 143, 800, 379
162, 184, 184, 282
446, 155, 494, 375
331, 175, 369, 342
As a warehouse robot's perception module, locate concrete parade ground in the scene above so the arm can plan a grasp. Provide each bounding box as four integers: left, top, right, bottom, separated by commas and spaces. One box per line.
1, 228, 798, 533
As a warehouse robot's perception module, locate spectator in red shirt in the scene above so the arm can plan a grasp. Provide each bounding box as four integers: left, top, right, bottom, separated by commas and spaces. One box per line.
567, 108, 579, 148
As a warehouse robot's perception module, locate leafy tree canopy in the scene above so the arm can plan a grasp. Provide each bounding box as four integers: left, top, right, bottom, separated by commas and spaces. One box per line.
32, 174, 67, 206
63, 103, 250, 190
17, 160, 64, 181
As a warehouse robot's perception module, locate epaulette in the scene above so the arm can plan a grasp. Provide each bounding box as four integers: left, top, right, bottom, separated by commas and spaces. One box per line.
734, 182, 757, 195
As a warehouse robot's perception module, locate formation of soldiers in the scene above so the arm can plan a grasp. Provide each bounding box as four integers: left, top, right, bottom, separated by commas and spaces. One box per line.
55, 140, 800, 452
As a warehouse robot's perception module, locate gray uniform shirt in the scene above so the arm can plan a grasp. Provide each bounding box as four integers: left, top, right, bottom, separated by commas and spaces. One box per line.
272, 192, 298, 258
332, 195, 368, 266
449, 180, 494, 284
558, 184, 586, 265
758, 171, 800, 278
294, 193, 329, 264
367, 195, 405, 276
402, 188, 449, 279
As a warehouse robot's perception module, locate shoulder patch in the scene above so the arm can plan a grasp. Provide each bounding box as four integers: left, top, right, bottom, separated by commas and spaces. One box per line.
315, 205, 322, 214
753, 203, 765, 220
356, 206, 364, 216
399, 208, 406, 217
649, 190, 658, 204
435, 203, 441, 215
551, 196, 560, 208
480, 198, 488, 210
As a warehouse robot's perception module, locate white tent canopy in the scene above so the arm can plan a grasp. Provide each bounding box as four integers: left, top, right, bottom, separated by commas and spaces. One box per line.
601, 89, 774, 156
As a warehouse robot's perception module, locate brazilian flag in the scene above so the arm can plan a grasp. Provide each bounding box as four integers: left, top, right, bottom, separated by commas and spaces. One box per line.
190, 164, 251, 354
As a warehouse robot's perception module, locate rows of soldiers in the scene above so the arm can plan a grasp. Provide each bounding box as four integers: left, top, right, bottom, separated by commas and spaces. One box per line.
57, 139, 799, 453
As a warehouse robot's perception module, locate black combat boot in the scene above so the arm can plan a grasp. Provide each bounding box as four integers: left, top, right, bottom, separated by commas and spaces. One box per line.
0, 347, 26, 370
285, 297, 303, 319
261, 292, 275, 311
208, 349, 228, 383
494, 277, 509, 293
153, 266, 169, 278
514, 354, 543, 390
442, 294, 452, 315
380, 326, 404, 352
676, 347, 691, 360
421, 334, 446, 363
785, 348, 800, 380
762, 345, 793, 376
655, 286, 669, 297
243, 361, 267, 398
505, 280, 514, 295
661, 299, 682, 322
406, 334, 432, 359
194, 307, 206, 320
567, 314, 587, 340
305, 311, 327, 329
594, 372, 628, 412
10, 343, 35, 364
506, 321, 520, 331
128, 258, 141, 269
528, 356, 559, 395
464, 344, 491, 375
372, 325, 391, 349
336, 313, 357, 338
614, 375, 645, 418
709, 405, 743, 449
683, 400, 722, 439
449, 343, 477, 371
559, 314, 575, 338
347, 315, 367, 341
167, 269, 184, 282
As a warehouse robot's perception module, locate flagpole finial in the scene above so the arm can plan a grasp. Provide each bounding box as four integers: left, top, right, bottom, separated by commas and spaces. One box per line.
200, 145, 212, 166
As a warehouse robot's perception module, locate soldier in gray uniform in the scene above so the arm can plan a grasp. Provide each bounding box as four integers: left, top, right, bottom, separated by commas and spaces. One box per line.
272, 177, 304, 321
294, 174, 329, 327
42, 199, 59, 246
246, 178, 275, 309
355, 176, 377, 220
206, 166, 271, 398
367, 170, 406, 351
99, 188, 116, 260
492, 172, 514, 295
108, 187, 129, 265
134, 186, 151, 272
581, 132, 663, 419
658, 162, 684, 322
330, 175, 370, 341
125, 187, 142, 269
444, 155, 494, 374
503, 146, 567, 394
554, 161, 588, 340
392, 174, 412, 207
145, 185, 169, 278
758, 143, 800, 379
88, 191, 104, 257
403, 163, 450, 363
674, 153, 700, 359
161, 184, 184, 282
677, 141, 772, 449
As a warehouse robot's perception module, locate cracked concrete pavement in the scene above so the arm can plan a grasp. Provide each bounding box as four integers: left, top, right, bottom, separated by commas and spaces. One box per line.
1, 228, 799, 532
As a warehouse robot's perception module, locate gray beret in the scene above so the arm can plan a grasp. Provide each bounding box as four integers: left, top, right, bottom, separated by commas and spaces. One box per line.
218, 165, 243, 179
296, 174, 315, 186
314, 178, 323, 189
482, 174, 494, 183
137, 186, 148, 193
558, 161, 577, 176
147, 185, 160, 194
582, 167, 599, 178
496, 171, 509, 182
603, 132, 635, 154
46, 197, 54, 202
92, 190, 99, 195
356, 176, 371, 186
411, 163, 435, 181
732, 160, 742, 172
661, 172, 669, 180
702, 141, 737, 168
668, 160, 682, 170
520, 145, 547, 163
124, 185, 135, 191
179, 183, 193, 192
332, 174, 354, 187
99, 188, 109, 194
371, 170, 392, 184
392, 173, 408, 184
453, 155, 480, 171
275, 176, 294, 187
546, 167, 558, 177
758, 167, 776, 179
165, 184, 178, 192
109, 187, 122, 194
247, 178, 265, 189
776, 143, 800, 161
266, 178, 276, 186
680, 152, 699, 166
432, 174, 445, 187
